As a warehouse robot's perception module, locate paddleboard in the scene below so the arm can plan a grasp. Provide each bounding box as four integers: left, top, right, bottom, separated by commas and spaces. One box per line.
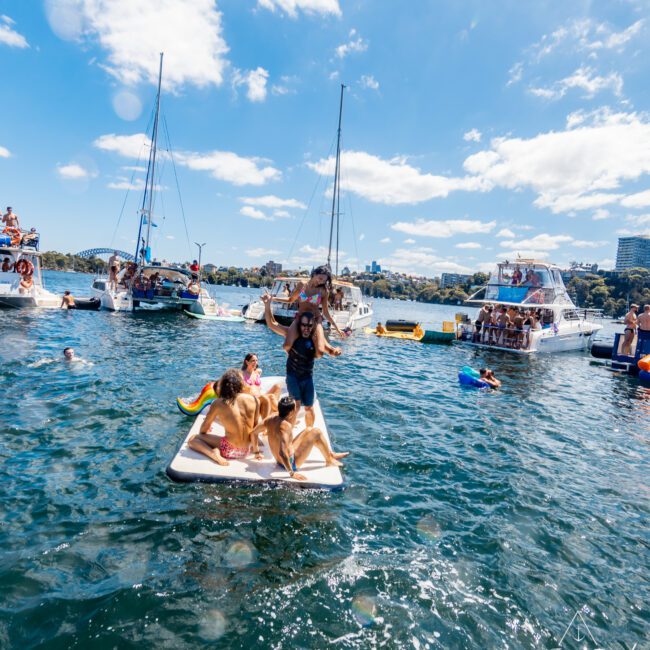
166, 376, 344, 490
184, 310, 245, 322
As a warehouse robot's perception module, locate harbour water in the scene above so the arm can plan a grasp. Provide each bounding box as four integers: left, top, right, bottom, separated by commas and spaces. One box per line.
1, 271, 648, 648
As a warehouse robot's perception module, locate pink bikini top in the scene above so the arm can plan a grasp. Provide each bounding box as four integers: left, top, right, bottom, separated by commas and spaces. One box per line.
244, 371, 261, 387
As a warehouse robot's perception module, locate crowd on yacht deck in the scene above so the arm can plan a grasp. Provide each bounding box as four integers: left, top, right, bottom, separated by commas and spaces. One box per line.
474, 304, 548, 350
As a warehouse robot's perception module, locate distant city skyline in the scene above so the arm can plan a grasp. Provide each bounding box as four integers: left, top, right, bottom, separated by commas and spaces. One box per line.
2, 2, 650, 275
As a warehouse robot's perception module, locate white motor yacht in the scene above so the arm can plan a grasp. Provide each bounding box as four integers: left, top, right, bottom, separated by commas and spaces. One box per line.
243, 276, 373, 331
0, 236, 59, 309
459, 259, 602, 353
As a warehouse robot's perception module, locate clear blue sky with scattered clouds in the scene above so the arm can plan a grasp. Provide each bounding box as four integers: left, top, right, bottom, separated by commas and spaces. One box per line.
1, 0, 650, 275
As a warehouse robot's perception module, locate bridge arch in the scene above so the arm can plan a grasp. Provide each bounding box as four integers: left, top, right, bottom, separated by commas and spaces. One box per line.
76, 248, 135, 261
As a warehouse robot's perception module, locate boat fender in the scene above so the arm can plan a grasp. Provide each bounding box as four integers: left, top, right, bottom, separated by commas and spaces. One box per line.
590, 342, 613, 360
176, 381, 217, 416
458, 368, 489, 389
638, 355, 650, 372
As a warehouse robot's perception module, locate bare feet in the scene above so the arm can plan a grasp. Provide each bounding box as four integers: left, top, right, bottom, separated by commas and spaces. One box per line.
332, 451, 350, 459
326, 457, 344, 467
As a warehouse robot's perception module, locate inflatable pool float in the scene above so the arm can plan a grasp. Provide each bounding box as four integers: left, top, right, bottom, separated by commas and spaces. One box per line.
365, 325, 455, 344
458, 366, 490, 389
364, 326, 424, 341
639, 370, 650, 383
638, 355, 650, 372
166, 376, 344, 490
177, 381, 217, 415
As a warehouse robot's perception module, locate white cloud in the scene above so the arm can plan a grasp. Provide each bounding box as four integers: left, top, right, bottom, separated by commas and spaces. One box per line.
233, 67, 269, 102
507, 62, 523, 86
246, 247, 281, 257
335, 29, 367, 59
455, 242, 482, 249
0, 145, 10, 158
165, 235, 175, 239
499, 249, 550, 260
621, 189, 650, 208
0, 14, 29, 48
94, 133, 152, 158
46, 0, 229, 91
532, 18, 645, 60
500, 234, 573, 250
530, 67, 623, 100
95, 133, 281, 186
290, 244, 345, 266
497, 228, 515, 238
382, 246, 472, 276
177, 151, 280, 186
107, 177, 163, 191
308, 150, 489, 205
257, 0, 341, 17
240, 206, 273, 221
463, 129, 482, 143
403, 238, 416, 244
592, 208, 610, 220
392, 218, 496, 238
625, 213, 650, 227
380, 237, 391, 244
273, 210, 291, 218
359, 74, 379, 90
240, 195, 306, 209
122, 165, 147, 172
56, 162, 97, 180
572, 239, 607, 248
271, 74, 298, 96
463, 110, 650, 214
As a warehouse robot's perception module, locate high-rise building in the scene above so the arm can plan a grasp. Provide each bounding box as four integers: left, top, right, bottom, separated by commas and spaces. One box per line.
615, 236, 650, 271
264, 260, 282, 275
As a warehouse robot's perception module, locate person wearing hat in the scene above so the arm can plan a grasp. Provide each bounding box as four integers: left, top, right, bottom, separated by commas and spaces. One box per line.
2, 206, 19, 229
622, 304, 639, 355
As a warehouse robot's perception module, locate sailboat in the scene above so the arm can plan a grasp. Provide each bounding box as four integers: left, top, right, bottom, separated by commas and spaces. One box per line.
243, 84, 373, 330
91, 53, 219, 314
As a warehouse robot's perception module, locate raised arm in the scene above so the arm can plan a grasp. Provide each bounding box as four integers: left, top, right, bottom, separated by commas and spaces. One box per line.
320, 289, 344, 337
272, 283, 302, 303
261, 293, 289, 337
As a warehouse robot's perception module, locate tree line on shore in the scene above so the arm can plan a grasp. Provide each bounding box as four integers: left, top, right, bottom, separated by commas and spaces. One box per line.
40, 252, 649, 316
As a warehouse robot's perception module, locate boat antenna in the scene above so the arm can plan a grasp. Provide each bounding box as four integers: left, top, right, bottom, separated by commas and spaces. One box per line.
135, 52, 164, 264
327, 83, 345, 275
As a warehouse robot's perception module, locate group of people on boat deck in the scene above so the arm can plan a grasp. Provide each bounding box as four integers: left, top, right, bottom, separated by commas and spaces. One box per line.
474, 303, 546, 350
622, 304, 650, 355
187, 265, 349, 480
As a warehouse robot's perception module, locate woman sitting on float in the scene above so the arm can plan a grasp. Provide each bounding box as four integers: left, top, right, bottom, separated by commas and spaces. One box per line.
241, 352, 282, 418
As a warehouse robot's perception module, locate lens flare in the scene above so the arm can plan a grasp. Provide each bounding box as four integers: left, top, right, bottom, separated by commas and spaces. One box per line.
113, 90, 143, 121
223, 540, 255, 567
200, 609, 226, 641
351, 595, 377, 627
416, 515, 441, 542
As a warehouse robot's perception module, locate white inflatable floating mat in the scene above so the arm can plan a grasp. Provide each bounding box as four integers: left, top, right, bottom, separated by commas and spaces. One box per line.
166, 376, 344, 490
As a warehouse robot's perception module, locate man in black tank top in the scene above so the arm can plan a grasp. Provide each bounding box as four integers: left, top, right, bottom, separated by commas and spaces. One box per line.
262, 294, 339, 427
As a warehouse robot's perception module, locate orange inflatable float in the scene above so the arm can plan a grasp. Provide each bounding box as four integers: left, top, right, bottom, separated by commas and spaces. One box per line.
638, 355, 650, 372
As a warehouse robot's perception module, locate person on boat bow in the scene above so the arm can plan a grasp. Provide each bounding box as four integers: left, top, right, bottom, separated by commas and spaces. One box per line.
622, 304, 639, 355
2, 206, 19, 229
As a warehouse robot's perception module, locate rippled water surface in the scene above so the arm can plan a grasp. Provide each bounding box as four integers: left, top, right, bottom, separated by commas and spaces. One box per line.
1, 271, 648, 648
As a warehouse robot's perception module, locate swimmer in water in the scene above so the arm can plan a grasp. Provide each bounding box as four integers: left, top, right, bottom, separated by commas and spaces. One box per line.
479, 368, 501, 388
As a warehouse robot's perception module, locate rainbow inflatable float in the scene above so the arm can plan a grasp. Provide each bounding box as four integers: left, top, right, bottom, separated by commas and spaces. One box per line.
176, 381, 217, 416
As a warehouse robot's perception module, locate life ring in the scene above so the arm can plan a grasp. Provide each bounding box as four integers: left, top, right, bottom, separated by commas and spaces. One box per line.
2, 226, 21, 246
638, 355, 650, 372
15, 259, 34, 275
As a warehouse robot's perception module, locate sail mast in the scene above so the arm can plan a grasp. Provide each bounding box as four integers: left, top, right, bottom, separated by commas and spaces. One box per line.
327, 83, 345, 273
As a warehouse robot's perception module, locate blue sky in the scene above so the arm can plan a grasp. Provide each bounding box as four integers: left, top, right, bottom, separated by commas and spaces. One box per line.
1, 0, 650, 276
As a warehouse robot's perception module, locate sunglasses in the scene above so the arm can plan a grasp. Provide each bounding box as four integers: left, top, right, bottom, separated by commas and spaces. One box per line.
300, 321, 313, 328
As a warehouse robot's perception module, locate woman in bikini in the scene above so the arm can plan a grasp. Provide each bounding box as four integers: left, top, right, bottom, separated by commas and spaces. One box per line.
240, 352, 281, 419
270, 265, 345, 358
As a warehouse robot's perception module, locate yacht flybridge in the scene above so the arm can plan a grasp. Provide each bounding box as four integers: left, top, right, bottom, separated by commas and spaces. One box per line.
459, 259, 602, 353
0, 232, 59, 309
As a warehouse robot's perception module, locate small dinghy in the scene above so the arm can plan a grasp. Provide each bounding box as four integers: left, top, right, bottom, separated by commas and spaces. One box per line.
166, 376, 344, 490
71, 297, 101, 311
